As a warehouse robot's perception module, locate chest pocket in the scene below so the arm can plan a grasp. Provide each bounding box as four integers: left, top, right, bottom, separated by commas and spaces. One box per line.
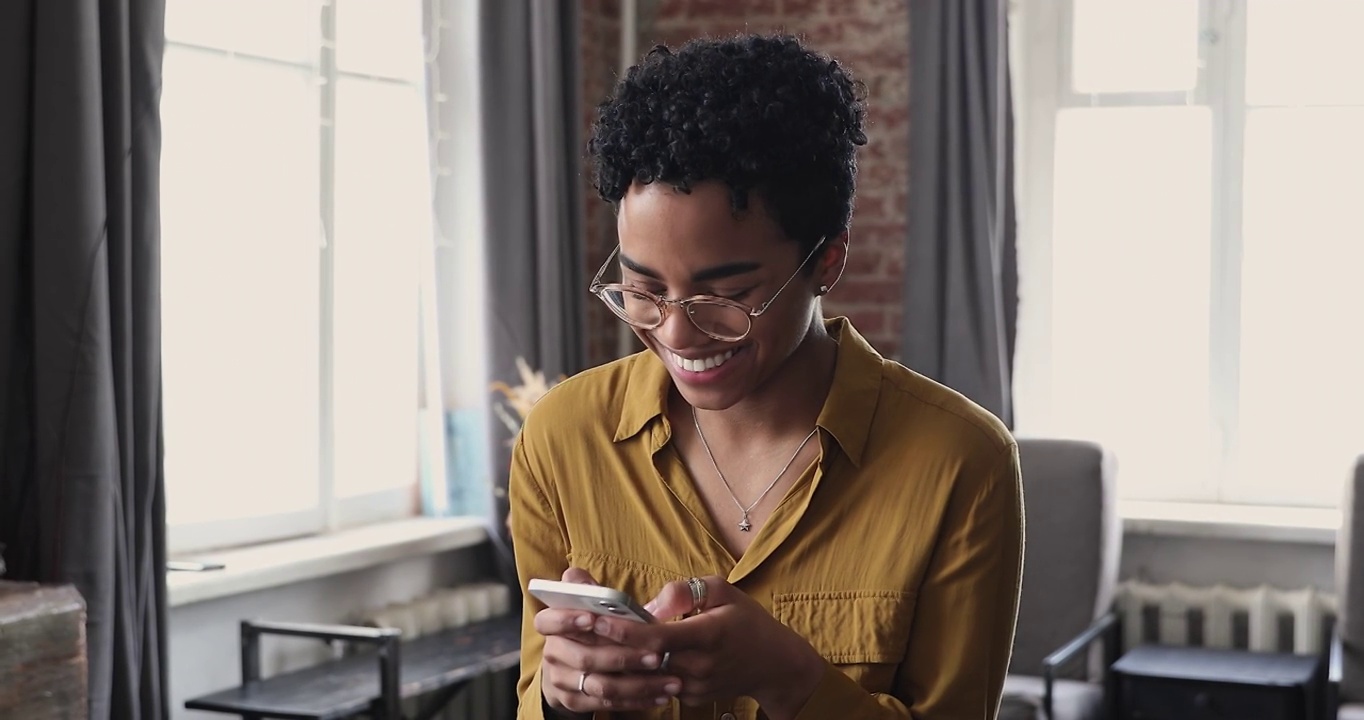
773, 590, 916, 692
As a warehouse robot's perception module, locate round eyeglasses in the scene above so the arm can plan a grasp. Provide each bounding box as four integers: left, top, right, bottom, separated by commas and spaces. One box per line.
588, 239, 826, 343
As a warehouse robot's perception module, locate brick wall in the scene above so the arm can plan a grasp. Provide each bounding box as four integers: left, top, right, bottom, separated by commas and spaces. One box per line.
579, 0, 910, 365
579, 0, 627, 366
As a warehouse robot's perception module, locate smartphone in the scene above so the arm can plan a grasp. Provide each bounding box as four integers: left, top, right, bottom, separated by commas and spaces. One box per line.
528, 578, 657, 624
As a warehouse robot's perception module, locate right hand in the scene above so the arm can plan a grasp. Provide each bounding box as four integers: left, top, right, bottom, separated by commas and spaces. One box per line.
537, 568, 683, 715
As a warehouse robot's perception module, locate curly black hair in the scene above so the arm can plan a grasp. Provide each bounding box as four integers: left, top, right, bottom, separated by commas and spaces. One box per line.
589, 34, 868, 255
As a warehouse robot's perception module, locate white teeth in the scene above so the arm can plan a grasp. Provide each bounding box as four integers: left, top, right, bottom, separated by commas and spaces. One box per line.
670, 349, 736, 373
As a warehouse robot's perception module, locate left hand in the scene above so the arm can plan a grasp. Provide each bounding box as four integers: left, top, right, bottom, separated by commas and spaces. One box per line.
589, 575, 826, 719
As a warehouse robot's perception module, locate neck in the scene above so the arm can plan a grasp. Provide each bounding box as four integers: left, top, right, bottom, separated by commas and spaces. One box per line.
693, 318, 838, 443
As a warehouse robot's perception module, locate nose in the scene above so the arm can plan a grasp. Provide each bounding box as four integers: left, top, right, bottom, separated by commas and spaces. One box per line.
650, 302, 709, 351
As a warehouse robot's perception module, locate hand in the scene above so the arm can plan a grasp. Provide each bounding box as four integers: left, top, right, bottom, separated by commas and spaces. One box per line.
592, 576, 827, 720
535, 568, 683, 715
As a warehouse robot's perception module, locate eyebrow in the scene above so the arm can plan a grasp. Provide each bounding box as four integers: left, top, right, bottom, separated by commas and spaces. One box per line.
618, 254, 763, 283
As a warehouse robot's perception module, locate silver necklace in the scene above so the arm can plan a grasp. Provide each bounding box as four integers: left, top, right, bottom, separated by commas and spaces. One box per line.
691, 407, 819, 532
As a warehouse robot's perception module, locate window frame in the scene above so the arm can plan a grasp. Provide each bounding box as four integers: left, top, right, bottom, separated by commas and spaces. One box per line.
1013, 0, 1341, 507
164, 0, 428, 554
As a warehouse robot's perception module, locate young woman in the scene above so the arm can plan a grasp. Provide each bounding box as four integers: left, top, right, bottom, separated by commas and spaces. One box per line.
510, 34, 1024, 720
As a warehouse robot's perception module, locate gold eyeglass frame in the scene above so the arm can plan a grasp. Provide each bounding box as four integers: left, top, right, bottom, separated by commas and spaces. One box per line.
587, 237, 828, 342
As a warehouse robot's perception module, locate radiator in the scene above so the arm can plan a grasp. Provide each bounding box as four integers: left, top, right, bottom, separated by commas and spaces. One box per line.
1117, 581, 1337, 655
352, 581, 516, 720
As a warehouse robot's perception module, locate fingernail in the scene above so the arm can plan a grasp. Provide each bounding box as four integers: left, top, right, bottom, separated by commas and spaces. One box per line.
643, 601, 658, 614
664, 682, 681, 695
655, 697, 670, 706
641, 653, 659, 668
574, 614, 593, 629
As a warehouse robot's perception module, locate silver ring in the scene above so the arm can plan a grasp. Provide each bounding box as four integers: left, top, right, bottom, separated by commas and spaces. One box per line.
659, 651, 671, 671
687, 576, 708, 614
578, 671, 590, 695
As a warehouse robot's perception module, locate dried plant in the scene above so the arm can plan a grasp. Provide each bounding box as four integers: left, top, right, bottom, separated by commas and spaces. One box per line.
490, 357, 563, 443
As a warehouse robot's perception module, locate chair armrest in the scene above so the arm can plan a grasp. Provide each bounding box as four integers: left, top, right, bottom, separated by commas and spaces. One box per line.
1330, 633, 1342, 718
1043, 611, 1119, 672
1332, 633, 1343, 685
1040, 612, 1120, 720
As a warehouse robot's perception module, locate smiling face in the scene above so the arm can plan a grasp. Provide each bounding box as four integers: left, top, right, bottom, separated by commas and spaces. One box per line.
616, 180, 845, 411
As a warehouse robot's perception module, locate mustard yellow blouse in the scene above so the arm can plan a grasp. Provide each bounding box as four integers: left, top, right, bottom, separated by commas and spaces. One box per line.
510, 318, 1024, 719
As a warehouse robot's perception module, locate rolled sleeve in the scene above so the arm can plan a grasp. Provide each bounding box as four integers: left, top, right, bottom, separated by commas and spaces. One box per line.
792, 663, 912, 719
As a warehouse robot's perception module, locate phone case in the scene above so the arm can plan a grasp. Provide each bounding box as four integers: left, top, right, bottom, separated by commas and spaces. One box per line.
528, 578, 657, 624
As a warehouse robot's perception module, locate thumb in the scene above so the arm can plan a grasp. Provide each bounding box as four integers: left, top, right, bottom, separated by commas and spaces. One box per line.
643, 579, 692, 619
561, 567, 600, 585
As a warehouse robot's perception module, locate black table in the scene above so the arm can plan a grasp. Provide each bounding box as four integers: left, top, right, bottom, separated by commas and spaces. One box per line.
1112, 645, 1323, 720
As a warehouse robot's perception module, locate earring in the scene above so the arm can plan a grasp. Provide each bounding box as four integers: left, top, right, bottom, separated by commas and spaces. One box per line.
817, 285, 829, 296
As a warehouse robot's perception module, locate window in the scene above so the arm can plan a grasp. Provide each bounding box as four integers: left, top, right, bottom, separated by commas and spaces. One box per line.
161, 0, 433, 551
1013, 0, 1364, 508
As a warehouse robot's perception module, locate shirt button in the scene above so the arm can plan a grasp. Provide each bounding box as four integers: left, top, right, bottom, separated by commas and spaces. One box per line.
720, 714, 736, 720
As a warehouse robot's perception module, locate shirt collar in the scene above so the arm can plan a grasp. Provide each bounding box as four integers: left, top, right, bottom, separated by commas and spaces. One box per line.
814, 317, 882, 467
613, 317, 884, 467
614, 351, 671, 442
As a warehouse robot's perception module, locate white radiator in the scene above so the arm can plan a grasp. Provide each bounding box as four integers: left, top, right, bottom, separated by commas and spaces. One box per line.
1117, 581, 1336, 655
352, 581, 516, 720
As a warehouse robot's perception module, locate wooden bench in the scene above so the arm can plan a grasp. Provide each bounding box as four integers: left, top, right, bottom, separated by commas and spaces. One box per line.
184, 613, 520, 720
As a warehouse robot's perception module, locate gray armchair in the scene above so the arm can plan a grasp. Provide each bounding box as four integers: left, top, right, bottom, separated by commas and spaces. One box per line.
1001, 439, 1122, 720
1329, 455, 1364, 719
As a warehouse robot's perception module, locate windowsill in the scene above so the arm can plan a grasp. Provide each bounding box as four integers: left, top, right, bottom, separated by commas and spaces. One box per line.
167, 516, 489, 608
1121, 500, 1340, 545
162, 501, 1334, 607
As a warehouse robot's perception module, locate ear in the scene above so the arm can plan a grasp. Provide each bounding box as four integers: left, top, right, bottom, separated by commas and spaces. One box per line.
816, 231, 849, 295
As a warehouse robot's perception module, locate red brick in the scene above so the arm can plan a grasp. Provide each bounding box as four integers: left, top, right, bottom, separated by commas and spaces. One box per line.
852, 221, 906, 248
797, 20, 847, 46
655, 0, 690, 17
859, 157, 904, 186
840, 309, 887, 336
852, 193, 888, 220
825, 0, 886, 15
869, 143, 909, 169
782, 0, 826, 16
834, 16, 895, 40
841, 249, 883, 277
874, 104, 910, 129
685, 0, 780, 17
881, 246, 904, 277
835, 50, 910, 75
838, 278, 901, 305
643, 26, 714, 49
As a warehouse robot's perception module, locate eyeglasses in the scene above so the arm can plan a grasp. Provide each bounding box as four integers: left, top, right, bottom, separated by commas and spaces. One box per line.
588, 239, 826, 343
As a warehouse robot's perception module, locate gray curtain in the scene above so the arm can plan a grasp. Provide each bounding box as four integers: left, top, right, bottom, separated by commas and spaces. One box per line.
0, 1, 169, 719
478, 0, 587, 537
902, 0, 1019, 428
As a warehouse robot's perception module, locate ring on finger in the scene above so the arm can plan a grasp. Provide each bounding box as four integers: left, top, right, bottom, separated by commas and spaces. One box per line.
687, 576, 708, 615
578, 671, 590, 696
659, 651, 671, 671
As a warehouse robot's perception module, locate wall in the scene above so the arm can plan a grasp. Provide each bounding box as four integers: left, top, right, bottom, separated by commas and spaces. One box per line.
579, 0, 627, 365
578, 0, 911, 366
170, 545, 495, 719
1123, 535, 1336, 593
